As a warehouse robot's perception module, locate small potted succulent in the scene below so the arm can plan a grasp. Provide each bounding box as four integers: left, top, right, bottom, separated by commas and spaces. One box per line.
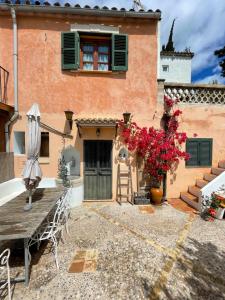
57, 155, 70, 188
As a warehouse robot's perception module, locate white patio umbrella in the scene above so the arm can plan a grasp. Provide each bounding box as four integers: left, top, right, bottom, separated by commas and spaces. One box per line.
22, 103, 42, 211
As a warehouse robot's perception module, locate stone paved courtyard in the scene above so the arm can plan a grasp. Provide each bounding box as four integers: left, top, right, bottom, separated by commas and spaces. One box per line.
6, 201, 225, 299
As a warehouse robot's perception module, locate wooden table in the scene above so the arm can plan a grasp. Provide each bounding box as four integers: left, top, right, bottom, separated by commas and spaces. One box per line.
0, 187, 65, 286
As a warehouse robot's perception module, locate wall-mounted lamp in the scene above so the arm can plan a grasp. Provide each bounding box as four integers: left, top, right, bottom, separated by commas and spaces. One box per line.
64, 110, 74, 130
123, 112, 131, 124
96, 128, 101, 137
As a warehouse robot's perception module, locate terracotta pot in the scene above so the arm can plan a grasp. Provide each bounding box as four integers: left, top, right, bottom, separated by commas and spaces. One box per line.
151, 187, 163, 205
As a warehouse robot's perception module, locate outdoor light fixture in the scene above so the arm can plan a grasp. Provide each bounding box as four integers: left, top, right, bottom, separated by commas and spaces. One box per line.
123, 112, 131, 124
96, 128, 101, 137
64, 110, 74, 130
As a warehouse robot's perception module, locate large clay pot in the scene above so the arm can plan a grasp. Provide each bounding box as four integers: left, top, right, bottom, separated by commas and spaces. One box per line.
151, 187, 163, 205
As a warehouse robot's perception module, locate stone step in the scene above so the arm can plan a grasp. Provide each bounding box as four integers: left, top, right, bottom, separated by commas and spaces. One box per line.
188, 186, 201, 198
218, 160, 225, 169
211, 167, 225, 176
180, 192, 199, 210
196, 179, 208, 188
203, 173, 217, 182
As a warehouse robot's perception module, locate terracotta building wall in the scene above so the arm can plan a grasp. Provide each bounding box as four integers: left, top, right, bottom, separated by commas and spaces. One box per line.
167, 104, 225, 198
1, 13, 159, 199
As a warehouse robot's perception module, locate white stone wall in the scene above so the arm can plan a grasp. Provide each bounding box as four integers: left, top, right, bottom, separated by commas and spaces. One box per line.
160, 55, 192, 83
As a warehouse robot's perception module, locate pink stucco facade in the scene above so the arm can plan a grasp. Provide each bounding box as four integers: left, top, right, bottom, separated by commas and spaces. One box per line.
0, 10, 160, 200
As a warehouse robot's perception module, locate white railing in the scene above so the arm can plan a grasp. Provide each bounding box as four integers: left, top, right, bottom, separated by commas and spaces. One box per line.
164, 83, 225, 105
199, 171, 225, 210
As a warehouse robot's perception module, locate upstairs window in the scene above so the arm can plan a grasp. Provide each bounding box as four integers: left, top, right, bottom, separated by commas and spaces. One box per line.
162, 65, 169, 72
61, 32, 128, 72
186, 138, 213, 167
80, 37, 111, 71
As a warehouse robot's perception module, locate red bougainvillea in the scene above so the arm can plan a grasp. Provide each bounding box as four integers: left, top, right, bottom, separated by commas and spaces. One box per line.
118, 96, 190, 182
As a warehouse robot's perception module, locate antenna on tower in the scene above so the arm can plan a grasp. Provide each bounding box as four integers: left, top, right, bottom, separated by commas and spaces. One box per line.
133, 0, 144, 11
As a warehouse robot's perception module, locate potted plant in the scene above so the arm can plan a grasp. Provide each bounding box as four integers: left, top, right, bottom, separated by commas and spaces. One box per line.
150, 177, 163, 205
57, 155, 70, 188
201, 188, 225, 221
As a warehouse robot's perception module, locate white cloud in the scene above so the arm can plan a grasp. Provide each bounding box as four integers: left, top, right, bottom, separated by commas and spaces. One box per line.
195, 73, 225, 85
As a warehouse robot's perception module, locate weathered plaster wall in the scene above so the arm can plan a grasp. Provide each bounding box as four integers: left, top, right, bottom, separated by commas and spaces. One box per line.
160, 55, 192, 83
1, 13, 159, 200
0, 152, 14, 183
167, 104, 225, 198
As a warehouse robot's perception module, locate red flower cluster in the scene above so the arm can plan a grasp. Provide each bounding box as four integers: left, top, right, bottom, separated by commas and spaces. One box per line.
164, 95, 179, 109
208, 208, 216, 217
164, 96, 174, 108
118, 96, 191, 182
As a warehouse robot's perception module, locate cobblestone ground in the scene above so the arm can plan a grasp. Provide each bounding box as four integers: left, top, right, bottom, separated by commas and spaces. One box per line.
4, 201, 225, 300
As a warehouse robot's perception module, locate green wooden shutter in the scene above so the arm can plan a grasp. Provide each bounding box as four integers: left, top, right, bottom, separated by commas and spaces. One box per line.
186, 139, 199, 166
186, 138, 213, 167
61, 32, 80, 70
199, 139, 212, 166
112, 34, 128, 71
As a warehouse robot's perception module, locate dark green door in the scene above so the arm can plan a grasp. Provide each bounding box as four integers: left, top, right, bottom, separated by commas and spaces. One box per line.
84, 140, 112, 200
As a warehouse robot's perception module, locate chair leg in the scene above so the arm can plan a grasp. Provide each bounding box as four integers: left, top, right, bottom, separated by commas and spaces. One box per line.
60, 229, 65, 244
37, 240, 41, 250
51, 236, 59, 269
65, 220, 70, 235
7, 263, 11, 300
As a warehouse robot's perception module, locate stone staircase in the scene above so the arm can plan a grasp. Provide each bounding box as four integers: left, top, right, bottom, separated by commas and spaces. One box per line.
180, 160, 225, 210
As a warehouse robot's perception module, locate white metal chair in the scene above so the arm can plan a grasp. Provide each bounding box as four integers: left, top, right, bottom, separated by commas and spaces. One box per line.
58, 188, 71, 235
28, 189, 70, 269
0, 248, 11, 300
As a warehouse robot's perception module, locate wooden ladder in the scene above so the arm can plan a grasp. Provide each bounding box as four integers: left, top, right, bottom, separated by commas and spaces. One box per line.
116, 163, 133, 205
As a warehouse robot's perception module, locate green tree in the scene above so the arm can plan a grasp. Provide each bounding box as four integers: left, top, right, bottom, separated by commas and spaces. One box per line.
214, 45, 225, 77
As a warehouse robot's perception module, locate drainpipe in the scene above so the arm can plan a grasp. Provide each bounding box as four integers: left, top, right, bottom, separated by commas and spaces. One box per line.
157, 19, 161, 79
5, 7, 19, 152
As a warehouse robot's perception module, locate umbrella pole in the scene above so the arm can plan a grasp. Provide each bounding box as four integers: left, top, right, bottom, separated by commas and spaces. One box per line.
29, 189, 32, 206
24, 189, 33, 211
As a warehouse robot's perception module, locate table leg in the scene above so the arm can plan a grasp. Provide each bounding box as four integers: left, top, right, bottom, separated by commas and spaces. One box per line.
24, 238, 30, 287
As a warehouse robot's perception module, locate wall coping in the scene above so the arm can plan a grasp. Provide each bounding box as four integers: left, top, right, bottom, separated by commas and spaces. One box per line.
164, 82, 225, 89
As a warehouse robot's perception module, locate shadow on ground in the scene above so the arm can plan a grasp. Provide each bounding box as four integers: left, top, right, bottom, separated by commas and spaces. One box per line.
155, 238, 225, 300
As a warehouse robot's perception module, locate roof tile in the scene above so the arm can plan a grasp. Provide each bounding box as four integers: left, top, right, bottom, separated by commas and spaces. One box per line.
0, 2, 161, 19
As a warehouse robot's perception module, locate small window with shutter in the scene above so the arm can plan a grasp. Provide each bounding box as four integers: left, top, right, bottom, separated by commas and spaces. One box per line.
61, 32, 128, 72
186, 138, 213, 167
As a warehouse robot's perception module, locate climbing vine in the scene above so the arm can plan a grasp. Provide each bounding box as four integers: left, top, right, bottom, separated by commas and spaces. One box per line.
118, 96, 190, 182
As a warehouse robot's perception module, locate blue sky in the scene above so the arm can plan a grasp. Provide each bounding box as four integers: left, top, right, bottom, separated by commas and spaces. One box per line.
63, 0, 225, 84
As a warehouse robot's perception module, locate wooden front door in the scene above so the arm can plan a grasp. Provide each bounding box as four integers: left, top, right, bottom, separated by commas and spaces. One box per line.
84, 140, 112, 200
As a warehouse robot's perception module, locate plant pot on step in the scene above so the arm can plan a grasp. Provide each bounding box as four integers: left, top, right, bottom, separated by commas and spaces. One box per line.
151, 187, 163, 205
215, 207, 225, 220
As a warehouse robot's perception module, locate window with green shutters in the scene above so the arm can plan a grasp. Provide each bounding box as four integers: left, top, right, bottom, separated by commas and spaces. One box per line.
61, 32, 128, 72
186, 138, 213, 167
